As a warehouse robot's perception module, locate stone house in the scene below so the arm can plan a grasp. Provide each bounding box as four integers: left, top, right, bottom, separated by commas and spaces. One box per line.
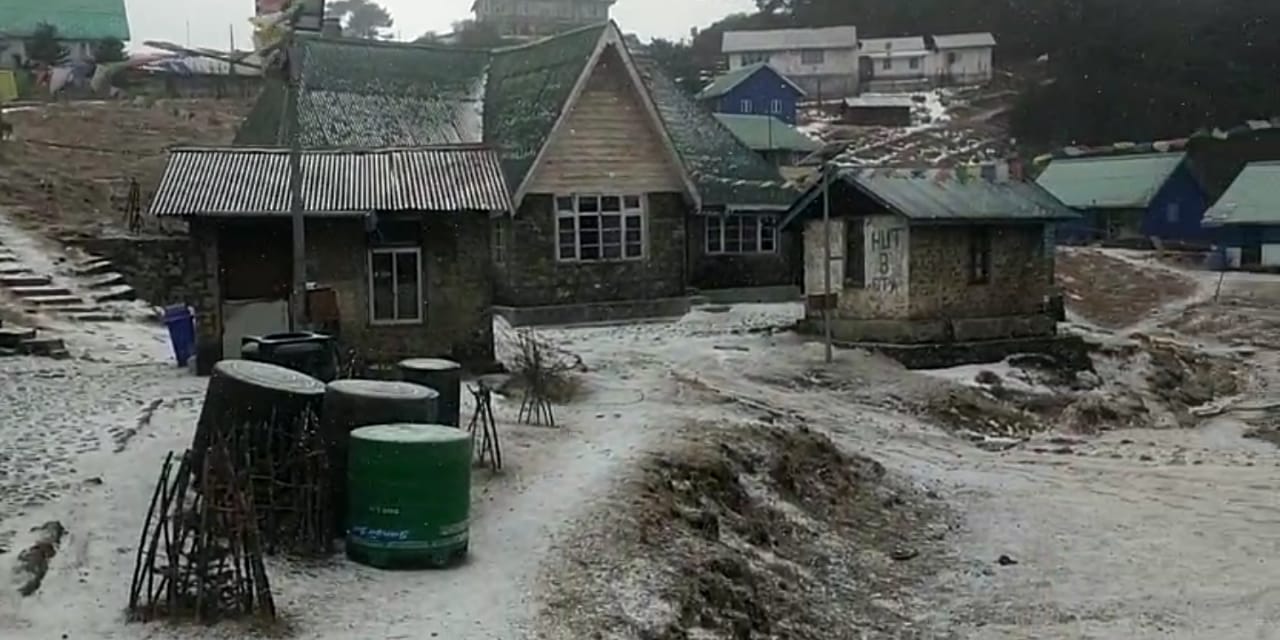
782, 167, 1077, 364
150, 147, 510, 373
164, 21, 794, 369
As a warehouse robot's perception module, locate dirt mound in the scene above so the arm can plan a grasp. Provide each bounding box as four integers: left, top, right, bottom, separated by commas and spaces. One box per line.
536, 425, 947, 640
1057, 249, 1198, 328
1138, 336, 1243, 421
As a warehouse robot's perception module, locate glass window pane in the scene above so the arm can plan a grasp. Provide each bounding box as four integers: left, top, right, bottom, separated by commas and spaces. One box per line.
556, 196, 574, 212
706, 219, 721, 252
625, 241, 643, 258
624, 214, 642, 230
559, 239, 576, 260
624, 195, 641, 210
602, 244, 621, 259
580, 229, 599, 246
601, 196, 621, 212
581, 245, 600, 260
579, 196, 599, 213
395, 251, 419, 319
580, 216, 599, 230
371, 252, 394, 320
601, 214, 622, 230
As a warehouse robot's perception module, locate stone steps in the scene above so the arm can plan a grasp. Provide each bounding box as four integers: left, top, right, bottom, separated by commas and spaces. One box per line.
10, 284, 73, 298
0, 326, 37, 348
16, 336, 69, 358
74, 259, 115, 276
0, 266, 32, 276
23, 294, 86, 307
91, 284, 136, 303
68, 311, 124, 322
86, 272, 127, 289
0, 274, 51, 288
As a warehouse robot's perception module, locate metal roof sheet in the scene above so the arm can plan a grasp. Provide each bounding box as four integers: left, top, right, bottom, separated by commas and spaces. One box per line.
696, 63, 806, 100
722, 27, 858, 53
858, 36, 929, 55
933, 33, 997, 49
1202, 161, 1280, 226
1035, 152, 1185, 209
843, 95, 914, 108
0, 0, 130, 41
151, 146, 512, 217
713, 114, 821, 153
784, 167, 1077, 228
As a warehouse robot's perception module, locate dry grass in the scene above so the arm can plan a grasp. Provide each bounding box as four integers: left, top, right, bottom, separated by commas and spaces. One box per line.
0, 99, 251, 236
1056, 248, 1197, 328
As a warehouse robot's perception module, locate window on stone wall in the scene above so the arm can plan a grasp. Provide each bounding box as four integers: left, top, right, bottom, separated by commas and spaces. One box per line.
368, 247, 422, 325
492, 218, 507, 264
556, 194, 644, 262
706, 215, 778, 255
969, 226, 992, 284
801, 49, 825, 64
845, 217, 865, 287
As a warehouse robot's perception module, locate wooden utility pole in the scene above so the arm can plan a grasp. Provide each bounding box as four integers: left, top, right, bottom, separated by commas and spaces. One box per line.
822, 162, 833, 363
285, 28, 306, 330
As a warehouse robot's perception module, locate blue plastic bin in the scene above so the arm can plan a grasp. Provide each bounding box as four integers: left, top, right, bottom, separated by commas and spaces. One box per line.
163, 305, 196, 367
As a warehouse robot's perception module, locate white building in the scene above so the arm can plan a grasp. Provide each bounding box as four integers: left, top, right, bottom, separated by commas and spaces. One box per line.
721, 26, 859, 100
931, 33, 996, 85
857, 36, 931, 92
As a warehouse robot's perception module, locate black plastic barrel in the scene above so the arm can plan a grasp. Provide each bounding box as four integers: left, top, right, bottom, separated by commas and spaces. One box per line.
398, 358, 463, 427
321, 379, 440, 535
242, 332, 340, 382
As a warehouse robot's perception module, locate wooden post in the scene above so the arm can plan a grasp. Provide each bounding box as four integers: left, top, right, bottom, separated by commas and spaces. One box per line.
285, 29, 307, 331
822, 162, 833, 364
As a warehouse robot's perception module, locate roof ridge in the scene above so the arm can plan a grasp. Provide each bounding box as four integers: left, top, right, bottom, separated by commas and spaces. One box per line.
491, 20, 612, 53
297, 32, 491, 54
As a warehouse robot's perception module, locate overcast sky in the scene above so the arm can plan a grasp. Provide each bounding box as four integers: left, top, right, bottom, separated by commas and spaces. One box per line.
124, 0, 755, 49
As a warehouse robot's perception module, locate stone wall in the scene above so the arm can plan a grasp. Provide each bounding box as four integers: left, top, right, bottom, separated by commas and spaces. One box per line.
686, 215, 800, 291
189, 215, 494, 374
908, 223, 1052, 320
495, 192, 686, 307
73, 234, 198, 307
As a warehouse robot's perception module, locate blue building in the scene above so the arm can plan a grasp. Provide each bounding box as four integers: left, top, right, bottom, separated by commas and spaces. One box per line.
1035, 152, 1211, 247
696, 63, 806, 125
1201, 161, 1280, 269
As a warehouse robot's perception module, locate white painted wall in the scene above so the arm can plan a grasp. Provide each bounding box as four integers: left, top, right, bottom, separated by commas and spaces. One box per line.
932, 46, 994, 83
1261, 244, 1280, 267
731, 47, 861, 80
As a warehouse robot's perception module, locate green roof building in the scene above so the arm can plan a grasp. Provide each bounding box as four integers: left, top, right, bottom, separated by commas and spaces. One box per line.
0, 0, 131, 67
713, 113, 821, 167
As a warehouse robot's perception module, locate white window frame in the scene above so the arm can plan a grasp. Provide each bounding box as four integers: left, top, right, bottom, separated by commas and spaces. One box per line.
739, 98, 753, 113
367, 247, 424, 326
705, 215, 779, 255
770, 98, 783, 114
909, 57, 921, 70
742, 52, 770, 65
882, 58, 892, 71
492, 218, 507, 264
556, 194, 646, 263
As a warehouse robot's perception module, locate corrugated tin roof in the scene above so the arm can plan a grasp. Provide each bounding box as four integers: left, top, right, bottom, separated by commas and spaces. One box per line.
696, 63, 806, 100
0, 0, 130, 41
150, 146, 512, 217
722, 27, 858, 53
1035, 152, 1185, 209
1202, 161, 1280, 226
783, 168, 1076, 228
713, 114, 821, 153
843, 95, 914, 108
933, 33, 997, 49
859, 36, 929, 55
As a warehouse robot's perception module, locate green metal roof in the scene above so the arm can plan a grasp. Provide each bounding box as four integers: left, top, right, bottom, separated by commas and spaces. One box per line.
485, 23, 608, 195
633, 52, 796, 209
695, 63, 805, 100
713, 113, 820, 154
234, 22, 795, 210
0, 0, 129, 41
1035, 152, 1185, 209
783, 168, 1077, 228
1201, 161, 1280, 226
235, 35, 490, 148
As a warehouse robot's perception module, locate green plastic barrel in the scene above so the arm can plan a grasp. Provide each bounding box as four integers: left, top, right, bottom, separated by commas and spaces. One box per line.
346, 424, 472, 569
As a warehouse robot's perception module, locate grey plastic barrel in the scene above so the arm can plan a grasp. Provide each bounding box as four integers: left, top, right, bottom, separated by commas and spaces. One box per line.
398, 358, 463, 427
322, 379, 439, 534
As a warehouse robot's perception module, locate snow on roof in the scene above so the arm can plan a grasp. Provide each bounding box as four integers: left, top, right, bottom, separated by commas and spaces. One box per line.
722, 26, 858, 53
858, 36, 928, 55
843, 95, 914, 109
934, 32, 997, 49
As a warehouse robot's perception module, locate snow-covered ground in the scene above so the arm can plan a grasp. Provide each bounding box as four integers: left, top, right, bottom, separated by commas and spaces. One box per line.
3, 245, 1280, 639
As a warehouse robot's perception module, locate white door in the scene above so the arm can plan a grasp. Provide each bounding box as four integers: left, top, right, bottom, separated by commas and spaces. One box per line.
222, 298, 290, 359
